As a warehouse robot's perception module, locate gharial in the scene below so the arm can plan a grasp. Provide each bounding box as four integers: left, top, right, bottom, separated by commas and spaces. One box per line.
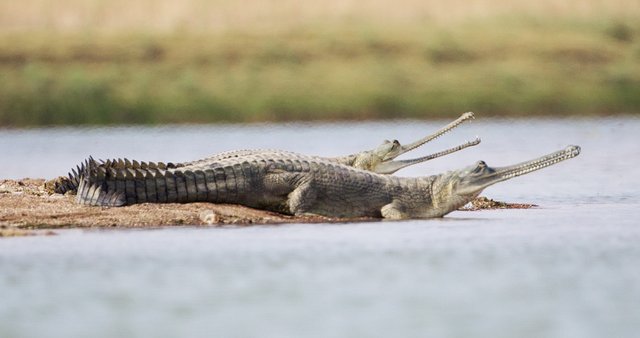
183, 112, 480, 174
52, 112, 478, 193
52, 113, 581, 219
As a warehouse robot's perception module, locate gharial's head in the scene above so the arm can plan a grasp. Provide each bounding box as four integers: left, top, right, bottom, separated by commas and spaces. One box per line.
354, 137, 481, 174
376, 139, 403, 161
430, 145, 581, 213
356, 112, 479, 174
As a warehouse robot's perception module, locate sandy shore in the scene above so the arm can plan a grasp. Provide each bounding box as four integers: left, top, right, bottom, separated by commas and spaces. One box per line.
0, 179, 534, 235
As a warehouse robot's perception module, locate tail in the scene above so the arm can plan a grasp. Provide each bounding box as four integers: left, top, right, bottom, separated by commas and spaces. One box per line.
57, 157, 179, 195
76, 157, 127, 206
50, 163, 84, 195
74, 157, 216, 207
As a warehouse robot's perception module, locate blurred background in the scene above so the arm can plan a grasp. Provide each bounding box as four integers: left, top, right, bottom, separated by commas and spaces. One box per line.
0, 0, 638, 126
2, 5, 640, 338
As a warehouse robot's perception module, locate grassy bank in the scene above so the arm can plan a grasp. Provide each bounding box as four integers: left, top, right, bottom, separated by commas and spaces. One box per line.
1, 2, 639, 126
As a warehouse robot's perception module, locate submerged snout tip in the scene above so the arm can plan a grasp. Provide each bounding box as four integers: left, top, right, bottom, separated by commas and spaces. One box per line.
566, 145, 581, 157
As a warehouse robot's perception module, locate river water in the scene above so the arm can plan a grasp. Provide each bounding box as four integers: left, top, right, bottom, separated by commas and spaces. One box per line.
1, 117, 639, 338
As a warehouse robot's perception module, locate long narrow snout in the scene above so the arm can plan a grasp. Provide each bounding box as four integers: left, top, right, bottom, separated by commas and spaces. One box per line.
383, 112, 475, 161
494, 145, 581, 180
473, 145, 581, 191
374, 112, 478, 174
375, 137, 481, 174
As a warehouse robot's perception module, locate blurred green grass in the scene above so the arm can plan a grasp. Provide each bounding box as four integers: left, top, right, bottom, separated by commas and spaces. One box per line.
1, 4, 639, 125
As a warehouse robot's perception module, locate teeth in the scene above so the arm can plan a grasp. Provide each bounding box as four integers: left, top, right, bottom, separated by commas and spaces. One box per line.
566, 145, 581, 157
499, 146, 580, 179
401, 111, 477, 153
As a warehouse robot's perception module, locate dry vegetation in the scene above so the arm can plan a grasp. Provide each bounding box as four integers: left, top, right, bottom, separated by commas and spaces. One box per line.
2, 0, 637, 33
0, 0, 639, 126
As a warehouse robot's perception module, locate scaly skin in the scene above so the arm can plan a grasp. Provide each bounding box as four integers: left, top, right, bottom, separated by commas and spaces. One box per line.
173, 111, 478, 173
75, 145, 580, 219
52, 112, 478, 195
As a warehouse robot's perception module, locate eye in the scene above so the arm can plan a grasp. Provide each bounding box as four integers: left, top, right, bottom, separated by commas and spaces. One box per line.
392, 140, 400, 146
471, 161, 487, 174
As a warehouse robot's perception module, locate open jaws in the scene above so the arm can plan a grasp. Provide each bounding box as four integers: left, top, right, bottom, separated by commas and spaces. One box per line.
372, 112, 480, 174
375, 136, 481, 174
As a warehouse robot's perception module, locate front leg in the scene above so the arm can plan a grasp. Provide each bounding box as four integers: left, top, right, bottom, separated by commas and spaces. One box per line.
287, 181, 318, 216
381, 202, 408, 220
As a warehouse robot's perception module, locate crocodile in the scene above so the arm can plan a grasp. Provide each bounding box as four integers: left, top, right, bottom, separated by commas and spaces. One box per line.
51, 112, 479, 194
73, 145, 580, 219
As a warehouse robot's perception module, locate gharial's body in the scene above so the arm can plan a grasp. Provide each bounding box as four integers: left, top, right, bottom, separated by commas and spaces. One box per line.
74, 145, 581, 219
76, 151, 436, 218
177, 112, 479, 175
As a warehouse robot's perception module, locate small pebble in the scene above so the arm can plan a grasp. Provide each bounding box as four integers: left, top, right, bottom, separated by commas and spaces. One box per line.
199, 210, 220, 225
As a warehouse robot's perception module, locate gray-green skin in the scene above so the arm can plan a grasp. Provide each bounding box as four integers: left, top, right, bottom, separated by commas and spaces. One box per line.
75, 145, 580, 219
173, 111, 479, 175
55, 112, 479, 195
